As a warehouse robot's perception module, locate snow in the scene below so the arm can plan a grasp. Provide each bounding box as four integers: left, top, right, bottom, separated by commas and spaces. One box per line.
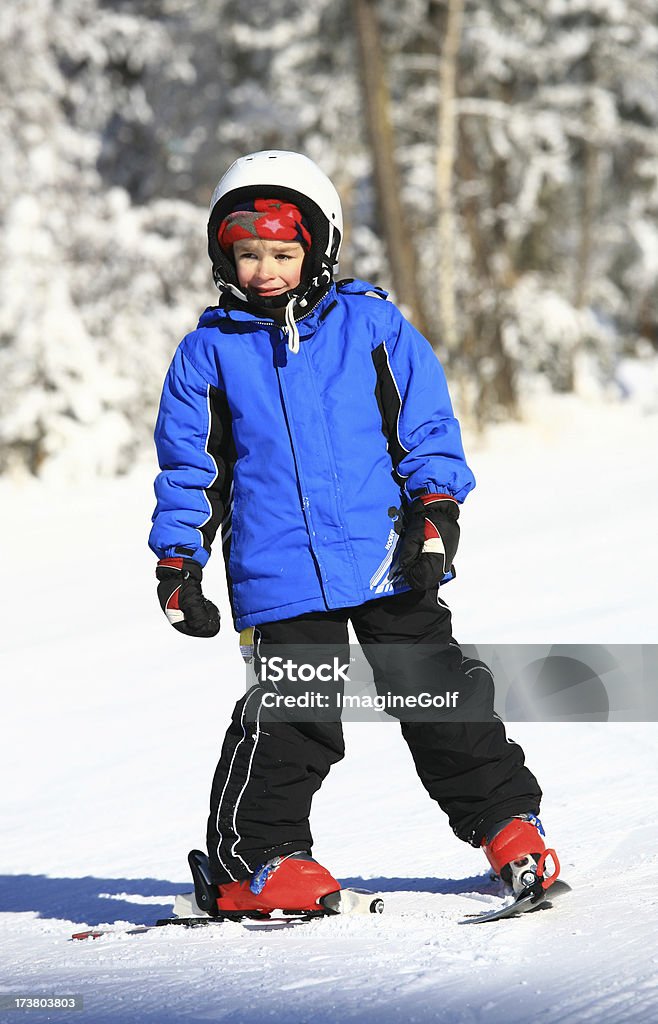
1, 393, 658, 1023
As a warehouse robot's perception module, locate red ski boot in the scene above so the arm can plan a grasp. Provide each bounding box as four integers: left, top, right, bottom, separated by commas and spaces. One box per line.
482, 814, 560, 896
217, 853, 341, 915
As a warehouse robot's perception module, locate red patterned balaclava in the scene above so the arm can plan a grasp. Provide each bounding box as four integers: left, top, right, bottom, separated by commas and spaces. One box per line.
217, 198, 312, 252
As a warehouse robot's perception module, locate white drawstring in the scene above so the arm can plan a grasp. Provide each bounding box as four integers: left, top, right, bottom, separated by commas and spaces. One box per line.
284, 295, 301, 354
219, 280, 305, 354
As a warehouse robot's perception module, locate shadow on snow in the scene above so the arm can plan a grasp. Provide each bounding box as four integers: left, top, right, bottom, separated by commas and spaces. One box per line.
0, 871, 497, 926
337, 873, 499, 897
0, 874, 190, 926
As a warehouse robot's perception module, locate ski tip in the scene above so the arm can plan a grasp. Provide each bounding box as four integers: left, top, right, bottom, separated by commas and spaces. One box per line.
460, 876, 572, 924
545, 879, 572, 898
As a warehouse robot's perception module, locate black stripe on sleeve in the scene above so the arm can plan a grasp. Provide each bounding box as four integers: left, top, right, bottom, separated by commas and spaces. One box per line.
372, 341, 409, 487
200, 385, 235, 554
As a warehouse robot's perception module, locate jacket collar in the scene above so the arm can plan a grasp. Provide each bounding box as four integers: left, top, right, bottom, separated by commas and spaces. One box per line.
197, 283, 337, 336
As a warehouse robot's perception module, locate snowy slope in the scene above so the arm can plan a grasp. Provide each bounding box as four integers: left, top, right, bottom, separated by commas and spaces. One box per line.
1, 394, 657, 1024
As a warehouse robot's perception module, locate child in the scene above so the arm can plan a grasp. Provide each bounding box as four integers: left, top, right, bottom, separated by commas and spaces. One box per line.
150, 150, 559, 914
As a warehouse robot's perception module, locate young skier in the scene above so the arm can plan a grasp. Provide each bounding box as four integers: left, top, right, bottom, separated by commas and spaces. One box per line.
149, 150, 560, 914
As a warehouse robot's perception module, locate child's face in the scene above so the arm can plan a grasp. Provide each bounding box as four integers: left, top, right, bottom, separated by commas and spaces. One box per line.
233, 238, 306, 299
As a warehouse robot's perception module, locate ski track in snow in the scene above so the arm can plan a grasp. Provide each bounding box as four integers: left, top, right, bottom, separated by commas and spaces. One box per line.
1, 395, 657, 1023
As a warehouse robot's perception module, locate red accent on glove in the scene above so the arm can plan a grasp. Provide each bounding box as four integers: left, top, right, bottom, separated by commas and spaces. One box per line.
420, 496, 457, 543
423, 518, 441, 543
157, 557, 185, 570
420, 493, 458, 505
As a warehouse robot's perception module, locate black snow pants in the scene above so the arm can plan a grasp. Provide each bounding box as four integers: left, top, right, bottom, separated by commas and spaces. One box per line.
207, 588, 542, 884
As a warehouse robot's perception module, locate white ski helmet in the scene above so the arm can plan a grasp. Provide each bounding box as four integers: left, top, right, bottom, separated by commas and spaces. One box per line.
207, 150, 343, 300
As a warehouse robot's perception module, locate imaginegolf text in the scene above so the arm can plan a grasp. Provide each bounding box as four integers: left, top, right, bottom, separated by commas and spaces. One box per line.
261, 691, 461, 711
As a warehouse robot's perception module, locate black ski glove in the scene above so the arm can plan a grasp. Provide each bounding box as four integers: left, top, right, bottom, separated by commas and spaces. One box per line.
398, 494, 460, 590
156, 558, 220, 637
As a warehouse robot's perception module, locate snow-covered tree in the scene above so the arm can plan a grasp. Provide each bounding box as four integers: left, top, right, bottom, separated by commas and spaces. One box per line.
0, 0, 213, 477
0, 0, 373, 477
375, 0, 658, 418
1, 0, 656, 475
457, 0, 658, 411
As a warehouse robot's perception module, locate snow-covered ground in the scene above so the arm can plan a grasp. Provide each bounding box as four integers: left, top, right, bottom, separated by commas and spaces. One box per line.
1, 392, 657, 1023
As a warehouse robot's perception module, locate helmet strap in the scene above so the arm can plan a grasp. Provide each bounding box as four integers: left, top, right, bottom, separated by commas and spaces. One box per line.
213, 265, 332, 318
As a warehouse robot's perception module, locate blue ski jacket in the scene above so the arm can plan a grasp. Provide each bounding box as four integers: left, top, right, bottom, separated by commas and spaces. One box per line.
149, 280, 476, 630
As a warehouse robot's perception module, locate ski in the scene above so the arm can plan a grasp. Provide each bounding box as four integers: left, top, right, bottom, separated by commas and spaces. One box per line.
71, 886, 384, 940
460, 878, 572, 924
70, 880, 571, 938
71, 914, 309, 940
71, 848, 385, 941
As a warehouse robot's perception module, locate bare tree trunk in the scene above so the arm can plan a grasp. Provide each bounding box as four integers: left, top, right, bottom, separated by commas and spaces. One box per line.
436, 0, 464, 355
352, 0, 431, 339
571, 27, 602, 396
457, 121, 518, 423
574, 95, 600, 312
